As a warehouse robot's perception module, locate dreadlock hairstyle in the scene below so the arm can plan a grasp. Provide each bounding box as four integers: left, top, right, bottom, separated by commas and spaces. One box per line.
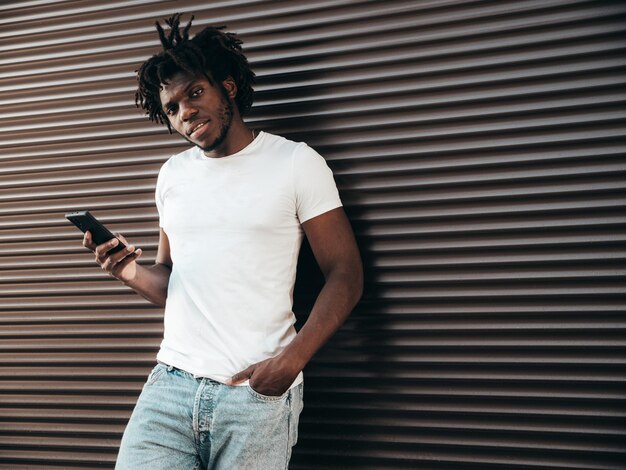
135, 13, 255, 133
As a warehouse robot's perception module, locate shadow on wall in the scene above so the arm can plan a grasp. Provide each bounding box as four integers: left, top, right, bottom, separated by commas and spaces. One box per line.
291, 197, 383, 469
247, 43, 388, 466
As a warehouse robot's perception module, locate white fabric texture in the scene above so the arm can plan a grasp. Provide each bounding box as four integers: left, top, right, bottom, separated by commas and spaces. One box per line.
154, 131, 342, 386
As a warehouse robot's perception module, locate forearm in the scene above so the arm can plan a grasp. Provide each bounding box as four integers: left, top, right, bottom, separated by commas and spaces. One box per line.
122, 262, 171, 307
281, 268, 363, 371
228, 268, 362, 395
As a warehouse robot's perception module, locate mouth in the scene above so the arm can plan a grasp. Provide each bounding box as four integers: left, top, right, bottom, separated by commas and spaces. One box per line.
187, 121, 209, 138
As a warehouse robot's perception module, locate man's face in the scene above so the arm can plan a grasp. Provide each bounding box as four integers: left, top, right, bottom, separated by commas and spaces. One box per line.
159, 71, 234, 153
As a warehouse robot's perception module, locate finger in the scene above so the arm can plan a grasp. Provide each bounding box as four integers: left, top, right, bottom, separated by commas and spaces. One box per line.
99, 242, 129, 269
227, 365, 255, 385
111, 248, 141, 276
102, 243, 136, 270
94, 237, 120, 258
83, 230, 95, 251
119, 245, 141, 263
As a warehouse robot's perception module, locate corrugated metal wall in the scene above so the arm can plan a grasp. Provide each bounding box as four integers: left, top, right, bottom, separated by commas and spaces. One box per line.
1, 0, 625, 468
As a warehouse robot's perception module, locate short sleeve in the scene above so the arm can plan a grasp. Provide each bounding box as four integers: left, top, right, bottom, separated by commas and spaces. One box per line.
293, 143, 342, 223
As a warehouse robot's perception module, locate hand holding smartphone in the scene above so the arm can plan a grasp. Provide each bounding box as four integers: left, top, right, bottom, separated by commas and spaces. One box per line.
65, 211, 141, 283
65, 210, 131, 255
66, 211, 141, 282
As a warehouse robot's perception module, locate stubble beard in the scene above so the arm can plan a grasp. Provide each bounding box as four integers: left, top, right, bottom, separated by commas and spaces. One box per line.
189, 97, 234, 153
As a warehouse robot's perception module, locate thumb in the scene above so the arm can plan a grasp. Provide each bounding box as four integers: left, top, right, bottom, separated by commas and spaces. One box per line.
227, 364, 255, 385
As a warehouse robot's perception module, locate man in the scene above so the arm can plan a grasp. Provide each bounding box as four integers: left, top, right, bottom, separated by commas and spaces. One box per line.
83, 13, 363, 470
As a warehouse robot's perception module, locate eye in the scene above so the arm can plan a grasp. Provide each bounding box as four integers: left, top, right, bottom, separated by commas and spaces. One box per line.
165, 106, 177, 116
191, 87, 203, 97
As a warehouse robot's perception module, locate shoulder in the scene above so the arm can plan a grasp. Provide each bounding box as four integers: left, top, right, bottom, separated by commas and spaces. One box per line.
158, 146, 199, 175
259, 132, 324, 167
259, 131, 306, 155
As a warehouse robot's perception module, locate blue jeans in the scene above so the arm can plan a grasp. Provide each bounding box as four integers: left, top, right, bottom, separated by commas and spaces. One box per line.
115, 363, 304, 470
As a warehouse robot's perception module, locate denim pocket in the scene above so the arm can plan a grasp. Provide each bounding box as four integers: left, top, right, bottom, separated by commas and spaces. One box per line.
246, 384, 288, 402
145, 363, 167, 386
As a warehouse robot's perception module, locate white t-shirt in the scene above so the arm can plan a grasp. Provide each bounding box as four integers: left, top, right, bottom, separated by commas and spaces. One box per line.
154, 131, 342, 387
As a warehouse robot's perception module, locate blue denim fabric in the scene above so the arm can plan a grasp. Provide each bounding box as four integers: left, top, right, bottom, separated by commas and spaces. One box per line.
115, 363, 304, 470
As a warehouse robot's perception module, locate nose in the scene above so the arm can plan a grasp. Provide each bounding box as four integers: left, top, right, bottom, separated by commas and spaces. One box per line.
179, 100, 198, 121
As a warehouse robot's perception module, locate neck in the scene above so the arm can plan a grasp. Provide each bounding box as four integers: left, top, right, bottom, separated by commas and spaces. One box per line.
203, 117, 254, 159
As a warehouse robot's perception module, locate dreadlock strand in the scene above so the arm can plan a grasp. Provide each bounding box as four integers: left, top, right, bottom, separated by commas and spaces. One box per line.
166, 47, 197, 77
182, 15, 194, 41
165, 13, 181, 30
165, 13, 182, 46
155, 21, 170, 49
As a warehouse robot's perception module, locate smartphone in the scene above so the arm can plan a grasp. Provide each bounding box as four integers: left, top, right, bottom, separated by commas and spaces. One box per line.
65, 210, 131, 256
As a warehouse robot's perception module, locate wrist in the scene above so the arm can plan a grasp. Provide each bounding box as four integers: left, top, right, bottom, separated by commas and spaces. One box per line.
278, 346, 311, 375
120, 264, 140, 286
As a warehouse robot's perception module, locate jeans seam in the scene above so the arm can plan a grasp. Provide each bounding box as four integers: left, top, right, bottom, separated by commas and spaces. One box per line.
145, 364, 167, 386
192, 378, 205, 452
284, 388, 293, 470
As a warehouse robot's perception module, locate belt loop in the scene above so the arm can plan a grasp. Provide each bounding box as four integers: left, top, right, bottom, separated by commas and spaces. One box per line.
157, 360, 175, 373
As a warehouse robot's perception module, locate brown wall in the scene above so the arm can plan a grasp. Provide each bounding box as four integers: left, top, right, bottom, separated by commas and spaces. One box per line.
1, 1, 625, 468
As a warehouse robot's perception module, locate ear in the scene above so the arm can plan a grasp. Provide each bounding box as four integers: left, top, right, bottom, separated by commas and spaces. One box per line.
222, 77, 237, 100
